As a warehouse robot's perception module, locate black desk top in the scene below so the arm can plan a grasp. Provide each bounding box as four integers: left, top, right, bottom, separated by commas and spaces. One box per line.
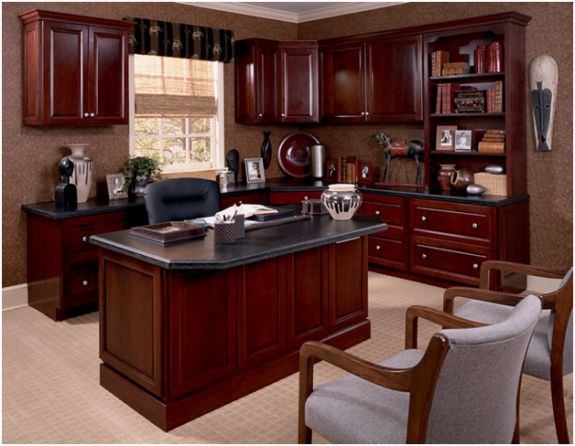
90, 215, 387, 270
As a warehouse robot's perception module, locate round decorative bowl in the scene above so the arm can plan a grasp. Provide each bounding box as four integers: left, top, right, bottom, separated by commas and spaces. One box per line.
321, 184, 363, 220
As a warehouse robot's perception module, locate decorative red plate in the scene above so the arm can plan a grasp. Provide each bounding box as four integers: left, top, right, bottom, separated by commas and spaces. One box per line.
277, 132, 320, 178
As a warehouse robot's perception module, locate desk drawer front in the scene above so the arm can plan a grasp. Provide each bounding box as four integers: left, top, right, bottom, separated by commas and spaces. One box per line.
410, 200, 493, 242
368, 237, 407, 270
66, 259, 98, 298
64, 214, 126, 254
359, 200, 406, 227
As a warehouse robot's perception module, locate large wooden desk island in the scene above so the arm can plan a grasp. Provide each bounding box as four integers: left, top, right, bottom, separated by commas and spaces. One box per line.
90, 215, 386, 430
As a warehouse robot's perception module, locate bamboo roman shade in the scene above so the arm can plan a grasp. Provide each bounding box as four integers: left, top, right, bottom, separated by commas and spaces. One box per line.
134, 54, 216, 116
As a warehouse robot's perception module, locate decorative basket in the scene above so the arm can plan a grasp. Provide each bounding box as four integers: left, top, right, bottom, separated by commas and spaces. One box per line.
473, 172, 508, 196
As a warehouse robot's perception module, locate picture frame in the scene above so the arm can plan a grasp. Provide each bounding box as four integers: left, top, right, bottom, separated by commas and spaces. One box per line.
435, 125, 457, 151
106, 173, 128, 200
357, 160, 374, 186
454, 130, 473, 151
325, 159, 337, 181
244, 157, 266, 184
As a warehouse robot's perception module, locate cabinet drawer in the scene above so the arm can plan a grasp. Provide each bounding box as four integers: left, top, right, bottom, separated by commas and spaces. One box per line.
269, 191, 321, 205
410, 237, 490, 285
410, 200, 494, 243
368, 237, 407, 270
359, 195, 406, 227
65, 259, 98, 308
64, 213, 126, 254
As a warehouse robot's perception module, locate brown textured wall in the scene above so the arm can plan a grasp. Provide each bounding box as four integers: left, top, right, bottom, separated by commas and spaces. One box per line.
3, 2, 572, 287
298, 2, 573, 269
2, 2, 298, 286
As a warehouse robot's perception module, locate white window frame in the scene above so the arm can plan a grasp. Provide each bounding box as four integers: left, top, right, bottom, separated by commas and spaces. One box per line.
129, 55, 225, 173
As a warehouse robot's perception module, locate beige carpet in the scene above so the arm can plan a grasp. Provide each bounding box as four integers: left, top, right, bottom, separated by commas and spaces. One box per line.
3, 273, 572, 444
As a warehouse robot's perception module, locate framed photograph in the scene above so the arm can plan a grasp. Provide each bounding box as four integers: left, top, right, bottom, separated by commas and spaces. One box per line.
325, 159, 337, 181
357, 160, 374, 186
106, 173, 128, 200
454, 130, 473, 151
435, 125, 457, 151
244, 157, 266, 184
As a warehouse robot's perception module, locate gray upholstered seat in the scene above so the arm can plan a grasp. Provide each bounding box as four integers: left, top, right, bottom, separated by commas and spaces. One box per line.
143, 178, 220, 224
303, 295, 541, 444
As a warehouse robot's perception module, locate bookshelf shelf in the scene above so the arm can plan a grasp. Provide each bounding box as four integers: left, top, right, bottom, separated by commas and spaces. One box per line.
430, 72, 505, 83
430, 150, 506, 157
430, 112, 505, 118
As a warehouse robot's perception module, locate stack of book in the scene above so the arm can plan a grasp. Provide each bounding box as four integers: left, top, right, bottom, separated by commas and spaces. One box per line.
441, 62, 470, 76
335, 156, 358, 183
485, 81, 504, 112
435, 83, 460, 114
430, 50, 450, 77
473, 42, 504, 74
454, 87, 485, 113
478, 130, 505, 153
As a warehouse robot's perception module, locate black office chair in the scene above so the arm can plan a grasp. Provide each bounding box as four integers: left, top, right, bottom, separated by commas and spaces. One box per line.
143, 178, 221, 224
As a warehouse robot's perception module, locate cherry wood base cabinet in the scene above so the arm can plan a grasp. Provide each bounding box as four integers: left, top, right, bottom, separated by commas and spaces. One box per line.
99, 238, 369, 431
20, 10, 131, 125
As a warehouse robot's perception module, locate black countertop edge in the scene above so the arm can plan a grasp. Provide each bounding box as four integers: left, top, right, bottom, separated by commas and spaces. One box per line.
90, 221, 387, 270
21, 198, 147, 219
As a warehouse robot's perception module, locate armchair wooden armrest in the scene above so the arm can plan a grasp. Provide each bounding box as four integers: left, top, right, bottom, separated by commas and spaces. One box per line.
480, 260, 567, 289
405, 305, 484, 349
298, 341, 413, 443
442, 286, 536, 313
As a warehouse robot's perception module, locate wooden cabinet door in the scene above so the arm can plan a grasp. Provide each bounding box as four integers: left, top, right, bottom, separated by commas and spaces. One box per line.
255, 44, 279, 123
279, 46, 319, 123
322, 42, 365, 123
88, 26, 129, 124
366, 34, 423, 122
42, 21, 88, 124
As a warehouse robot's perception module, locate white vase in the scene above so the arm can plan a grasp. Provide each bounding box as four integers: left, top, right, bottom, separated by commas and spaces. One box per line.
67, 144, 93, 203
321, 184, 363, 220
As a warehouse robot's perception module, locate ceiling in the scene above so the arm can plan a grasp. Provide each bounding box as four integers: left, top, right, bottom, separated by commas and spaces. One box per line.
187, 2, 404, 23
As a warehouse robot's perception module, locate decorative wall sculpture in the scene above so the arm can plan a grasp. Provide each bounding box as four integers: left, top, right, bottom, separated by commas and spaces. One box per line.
529, 55, 558, 152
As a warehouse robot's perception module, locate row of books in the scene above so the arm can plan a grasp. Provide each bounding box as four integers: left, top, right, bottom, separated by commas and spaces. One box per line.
430, 41, 504, 77
333, 156, 358, 183
478, 129, 505, 153
485, 81, 504, 113
436, 83, 503, 114
435, 83, 460, 114
430, 50, 450, 77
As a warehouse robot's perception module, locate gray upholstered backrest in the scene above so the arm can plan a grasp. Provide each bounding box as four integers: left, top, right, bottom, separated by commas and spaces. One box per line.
144, 178, 221, 224
425, 295, 541, 444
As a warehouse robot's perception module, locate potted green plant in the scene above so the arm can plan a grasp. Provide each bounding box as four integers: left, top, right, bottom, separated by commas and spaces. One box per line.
122, 156, 162, 198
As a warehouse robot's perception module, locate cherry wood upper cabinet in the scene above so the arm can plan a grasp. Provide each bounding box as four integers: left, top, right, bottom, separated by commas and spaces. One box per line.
20, 10, 131, 126
321, 33, 423, 123
234, 39, 319, 124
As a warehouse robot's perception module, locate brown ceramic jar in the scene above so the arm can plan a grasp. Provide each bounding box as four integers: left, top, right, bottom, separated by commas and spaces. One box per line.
437, 164, 456, 191
450, 168, 474, 191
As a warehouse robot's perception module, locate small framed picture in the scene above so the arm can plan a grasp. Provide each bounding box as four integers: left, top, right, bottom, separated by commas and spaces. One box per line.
454, 130, 473, 151
106, 173, 128, 200
357, 160, 374, 186
325, 159, 337, 181
244, 157, 266, 184
435, 125, 457, 151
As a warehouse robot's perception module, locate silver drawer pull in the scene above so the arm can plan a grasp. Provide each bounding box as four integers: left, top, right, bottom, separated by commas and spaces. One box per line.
258, 113, 263, 118
82, 280, 88, 286
90, 112, 95, 118
303, 196, 308, 201
83, 112, 89, 117
376, 245, 381, 251
472, 223, 478, 229
472, 263, 479, 270
375, 210, 381, 216
365, 111, 370, 116
421, 253, 428, 260
82, 236, 88, 242
421, 216, 427, 222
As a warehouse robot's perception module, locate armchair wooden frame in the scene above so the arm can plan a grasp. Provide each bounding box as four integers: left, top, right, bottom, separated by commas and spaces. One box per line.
442, 260, 573, 444
298, 308, 481, 444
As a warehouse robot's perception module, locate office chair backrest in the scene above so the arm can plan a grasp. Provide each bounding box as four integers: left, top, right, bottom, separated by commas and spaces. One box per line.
423, 295, 541, 443
144, 178, 220, 224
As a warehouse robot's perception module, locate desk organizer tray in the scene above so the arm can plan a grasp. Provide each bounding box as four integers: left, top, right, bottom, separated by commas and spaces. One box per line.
246, 214, 310, 231
130, 221, 207, 244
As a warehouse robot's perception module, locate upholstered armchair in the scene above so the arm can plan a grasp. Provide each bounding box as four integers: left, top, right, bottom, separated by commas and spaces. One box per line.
143, 178, 220, 224
299, 295, 541, 444
444, 261, 573, 444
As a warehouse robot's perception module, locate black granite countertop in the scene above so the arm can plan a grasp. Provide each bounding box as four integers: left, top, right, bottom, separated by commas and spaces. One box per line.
90, 215, 387, 270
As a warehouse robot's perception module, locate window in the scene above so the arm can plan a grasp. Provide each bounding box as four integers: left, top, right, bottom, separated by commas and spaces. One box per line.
129, 55, 224, 172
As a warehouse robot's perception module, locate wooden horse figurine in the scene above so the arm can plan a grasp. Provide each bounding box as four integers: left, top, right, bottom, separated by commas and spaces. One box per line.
373, 132, 424, 184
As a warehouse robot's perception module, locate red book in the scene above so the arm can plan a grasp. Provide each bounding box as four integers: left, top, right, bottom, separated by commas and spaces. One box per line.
474, 45, 487, 74
487, 42, 503, 73
436, 84, 443, 113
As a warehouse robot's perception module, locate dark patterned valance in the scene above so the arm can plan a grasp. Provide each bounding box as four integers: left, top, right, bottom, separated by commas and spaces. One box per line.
125, 17, 234, 63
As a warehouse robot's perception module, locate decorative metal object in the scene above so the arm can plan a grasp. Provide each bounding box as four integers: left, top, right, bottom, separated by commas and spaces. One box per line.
67, 144, 93, 203
485, 165, 505, 174
260, 131, 272, 169
466, 184, 486, 195
321, 184, 362, 220
373, 132, 424, 184
54, 157, 77, 210
529, 55, 558, 151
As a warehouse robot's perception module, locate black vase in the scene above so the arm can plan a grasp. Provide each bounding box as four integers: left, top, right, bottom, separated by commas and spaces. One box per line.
261, 131, 272, 169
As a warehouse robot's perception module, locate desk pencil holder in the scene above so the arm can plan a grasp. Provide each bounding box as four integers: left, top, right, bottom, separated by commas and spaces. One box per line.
214, 221, 236, 244
234, 214, 245, 239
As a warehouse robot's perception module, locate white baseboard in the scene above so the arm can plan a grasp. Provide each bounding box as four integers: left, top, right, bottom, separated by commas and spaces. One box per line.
3, 283, 29, 311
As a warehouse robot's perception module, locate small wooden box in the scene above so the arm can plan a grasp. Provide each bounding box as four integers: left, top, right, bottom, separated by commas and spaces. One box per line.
473, 172, 508, 196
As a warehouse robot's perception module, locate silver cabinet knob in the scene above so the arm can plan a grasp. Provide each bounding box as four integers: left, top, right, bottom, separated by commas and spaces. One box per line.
472, 223, 478, 229
421, 216, 427, 222
365, 111, 370, 116
421, 253, 428, 260
90, 112, 95, 117
360, 111, 366, 116
375, 210, 381, 216
258, 113, 263, 118
82, 280, 88, 286
281, 113, 286, 117
82, 236, 88, 242
83, 112, 89, 117
472, 263, 479, 270
376, 245, 381, 251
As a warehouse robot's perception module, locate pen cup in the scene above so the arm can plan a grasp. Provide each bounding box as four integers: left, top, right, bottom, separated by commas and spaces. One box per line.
234, 214, 245, 239
214, 221, 236, 244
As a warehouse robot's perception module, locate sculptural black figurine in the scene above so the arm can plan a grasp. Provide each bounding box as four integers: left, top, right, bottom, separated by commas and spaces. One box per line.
261, 131, 272, 169
226, 149, 240, 183
55, 157, 77, 210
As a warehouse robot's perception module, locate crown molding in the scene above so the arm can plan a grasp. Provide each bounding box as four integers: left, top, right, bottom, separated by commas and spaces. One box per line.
181, 2, 405, 24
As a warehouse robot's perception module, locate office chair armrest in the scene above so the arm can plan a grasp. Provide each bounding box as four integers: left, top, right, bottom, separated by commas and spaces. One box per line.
405, 305, 484, 349
480, 260, 566, 289
443, 286, 531, 313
